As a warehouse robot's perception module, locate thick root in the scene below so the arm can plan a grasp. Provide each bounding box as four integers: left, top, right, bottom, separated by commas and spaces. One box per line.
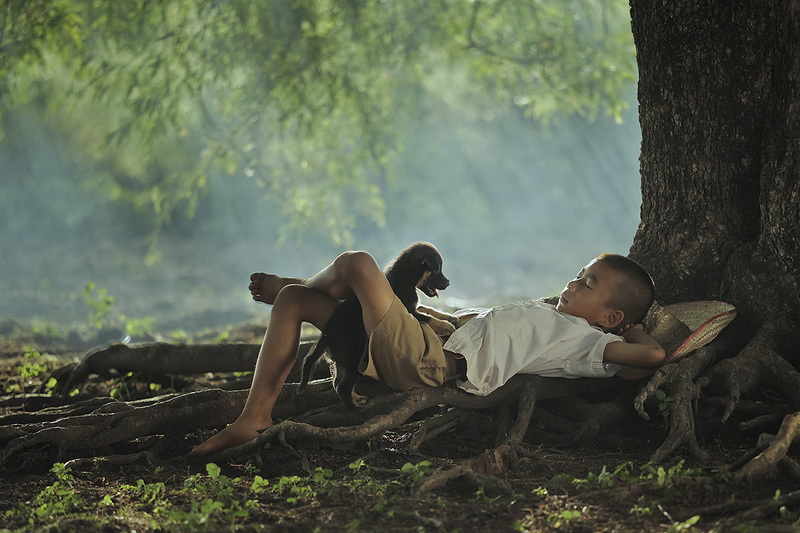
0, 383, 339, 468
698, 324, 800, 423
55, 341, 320, 393
413, 461, 514, 497
733, 411, 800, 482
634, 337, 733, 463
693, 324, 800, 480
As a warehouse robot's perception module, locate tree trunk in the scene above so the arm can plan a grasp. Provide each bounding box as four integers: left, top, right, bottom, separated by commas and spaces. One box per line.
629, 0, 800, 476
630, 1, 799, 328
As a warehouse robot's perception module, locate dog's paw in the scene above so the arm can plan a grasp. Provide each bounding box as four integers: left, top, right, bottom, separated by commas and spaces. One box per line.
454, 312, 478, 329
429, 317, 456, 336
351, 390, 373, 409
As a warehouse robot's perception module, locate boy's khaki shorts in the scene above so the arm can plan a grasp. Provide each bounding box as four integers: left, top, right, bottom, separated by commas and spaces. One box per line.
358, 296, 462, 390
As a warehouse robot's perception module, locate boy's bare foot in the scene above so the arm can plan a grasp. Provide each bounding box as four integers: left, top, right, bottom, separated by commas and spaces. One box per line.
190, 418, 272, 457
249, 273, 304, 305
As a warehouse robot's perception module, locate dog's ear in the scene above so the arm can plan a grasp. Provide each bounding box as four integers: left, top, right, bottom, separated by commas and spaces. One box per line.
422, 255, 442, 273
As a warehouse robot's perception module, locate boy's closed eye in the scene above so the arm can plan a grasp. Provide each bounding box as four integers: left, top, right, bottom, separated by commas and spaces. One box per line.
574, 270, 593, 289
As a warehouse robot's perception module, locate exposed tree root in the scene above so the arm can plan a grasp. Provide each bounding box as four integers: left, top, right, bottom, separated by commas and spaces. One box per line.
580, 474, 710, 505
698, 323, 800, 423
1, 360, 645, 476
18, 325, 800, 486
690, 324, 800, 481
636, 350, 709, 463
408, 408, 470, 453
0, 383, 338, 468
716, 488, 800, 525
733, 411, 800, 482
702, 397, 793, 431
460, 443, 521, 475
55, 341, 320, 393
526, 394, 632, 447
204, 379, 530, 463
64, 450, 158, 471
413, 462, 514, 497
0, 396, 117, 424
634, 336, 734, 463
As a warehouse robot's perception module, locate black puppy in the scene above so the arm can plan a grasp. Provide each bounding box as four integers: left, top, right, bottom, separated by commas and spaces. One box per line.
297, 242, 457, 410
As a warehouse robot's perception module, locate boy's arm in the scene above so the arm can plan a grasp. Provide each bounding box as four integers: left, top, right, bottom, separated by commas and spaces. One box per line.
603, 324, 666, 368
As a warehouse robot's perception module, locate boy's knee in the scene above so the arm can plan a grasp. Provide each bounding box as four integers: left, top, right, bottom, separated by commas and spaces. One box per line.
339, 250, 380, 280
272, 283, 309, 309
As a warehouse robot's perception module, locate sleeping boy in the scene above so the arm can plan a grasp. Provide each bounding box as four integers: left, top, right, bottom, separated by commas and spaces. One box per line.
192, 250, 664, 456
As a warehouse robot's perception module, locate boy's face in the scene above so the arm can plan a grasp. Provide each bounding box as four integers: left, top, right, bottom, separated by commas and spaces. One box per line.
556, 259, 624, 331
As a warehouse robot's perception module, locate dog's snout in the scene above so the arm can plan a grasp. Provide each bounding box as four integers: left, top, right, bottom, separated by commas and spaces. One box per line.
433, 273, 450, 289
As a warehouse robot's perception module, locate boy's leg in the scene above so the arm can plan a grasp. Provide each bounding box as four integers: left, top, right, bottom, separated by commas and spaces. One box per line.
191, 251, 393, 456
191, 284, 338, 456
249, 273, 304, 304
251, 251, 395, 332
303, 250, 395, 333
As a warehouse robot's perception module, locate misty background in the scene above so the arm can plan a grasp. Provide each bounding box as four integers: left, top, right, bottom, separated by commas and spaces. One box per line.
0, 95, 641, 335
0, 2, 642, 341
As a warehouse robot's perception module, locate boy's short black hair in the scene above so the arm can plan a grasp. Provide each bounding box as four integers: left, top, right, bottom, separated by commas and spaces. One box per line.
595, 253, 655, 325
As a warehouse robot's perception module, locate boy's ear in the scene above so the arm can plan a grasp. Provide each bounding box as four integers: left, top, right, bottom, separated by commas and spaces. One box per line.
599, 309, 625, 331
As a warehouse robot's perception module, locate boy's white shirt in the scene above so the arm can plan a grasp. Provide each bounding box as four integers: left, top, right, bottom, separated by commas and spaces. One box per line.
443, 300, 623, 396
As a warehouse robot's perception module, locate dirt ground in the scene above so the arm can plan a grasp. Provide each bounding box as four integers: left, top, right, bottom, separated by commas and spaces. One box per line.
0, 321, 798, 532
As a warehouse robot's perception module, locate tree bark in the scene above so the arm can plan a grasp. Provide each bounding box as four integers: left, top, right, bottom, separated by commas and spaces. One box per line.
629, 0, 800, 478
631, 1, 800, 328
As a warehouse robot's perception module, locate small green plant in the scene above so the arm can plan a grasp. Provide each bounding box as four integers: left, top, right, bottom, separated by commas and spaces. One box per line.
348, 458, 367, 473
6, 463, 86, 526
30, 321, 62, 338
265, 468, 336, 507
547, 509, 582, 529
666, 514, 700, 532
629, 504, 652, 516
313, 467, 334, 484
654, 389, 674, 422
5, 347, 58, 394
176, 463, 253, 525
474, 485, 502, 503
119, 478, 169, 514
170, 329, 192, 343
271, 475, 318, 505
344, 460, 399, 512
82, 282, 115, 328
80, 282, 156, 337
401, 460, 434, 482
250, 475, 270, 494
640, 459, 703, 486
779, 504, 799, 523
572, 462, 636, 488
109, 371, 136, 400
214, 330, 231, 343
120, 315, 156, 337
17, 347, 53, 379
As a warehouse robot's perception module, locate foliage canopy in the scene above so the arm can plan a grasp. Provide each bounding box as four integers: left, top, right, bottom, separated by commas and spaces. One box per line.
1, 0, 635, 245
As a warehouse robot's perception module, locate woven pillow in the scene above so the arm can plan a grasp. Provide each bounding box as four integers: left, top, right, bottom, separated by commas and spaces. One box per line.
614, 300, 737, 380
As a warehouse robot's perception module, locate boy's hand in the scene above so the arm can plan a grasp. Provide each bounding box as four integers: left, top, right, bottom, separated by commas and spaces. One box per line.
619, 323, 645, 336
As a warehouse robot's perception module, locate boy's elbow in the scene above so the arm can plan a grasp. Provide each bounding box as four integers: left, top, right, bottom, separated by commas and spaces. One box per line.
649, 346, 666, 367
